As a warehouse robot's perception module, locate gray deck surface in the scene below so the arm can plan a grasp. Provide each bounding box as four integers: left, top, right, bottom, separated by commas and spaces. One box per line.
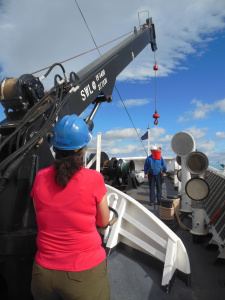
106, 177, 225, 300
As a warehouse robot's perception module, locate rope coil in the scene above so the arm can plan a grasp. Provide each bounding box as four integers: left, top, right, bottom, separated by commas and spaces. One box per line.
159, 199, 180, 220
159, 198, 191, 231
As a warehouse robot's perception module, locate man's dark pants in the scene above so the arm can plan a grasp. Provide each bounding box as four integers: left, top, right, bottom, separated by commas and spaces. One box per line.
148, 173, 162, 204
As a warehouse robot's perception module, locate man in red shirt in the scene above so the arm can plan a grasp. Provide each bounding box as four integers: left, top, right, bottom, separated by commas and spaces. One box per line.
31, 115, 110, 300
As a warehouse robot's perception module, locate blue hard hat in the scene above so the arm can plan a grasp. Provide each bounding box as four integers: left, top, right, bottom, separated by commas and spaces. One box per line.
51, 115, 92, 150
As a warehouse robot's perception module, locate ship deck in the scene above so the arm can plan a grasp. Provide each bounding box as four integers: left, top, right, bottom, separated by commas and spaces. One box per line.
107, 177, 225, 300
1, 176, 225, 300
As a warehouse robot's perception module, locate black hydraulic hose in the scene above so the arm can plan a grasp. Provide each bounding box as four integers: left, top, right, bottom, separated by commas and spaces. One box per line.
55, 92, 70, 116
70, 72, 79, 81
0, 84, 64, 173
43, 63, 66, 79
97, 207, 119, 233
56, 81, 64, 105
0, 81, 65, 173
0, 96, 48, 151
109, 207, 118, 219
16, 128, 23, 150
0, 154, 25, 193
54, 74, 63, 85
0, 100, 57, 173
0, 84, 58, 152
8, 137, 14, 156
0, 77, 69, 174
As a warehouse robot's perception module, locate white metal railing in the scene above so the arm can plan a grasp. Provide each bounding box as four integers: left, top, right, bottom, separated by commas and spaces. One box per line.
86, 134, 191, 291
204, 168, 225, 259
104, 185, 191, 292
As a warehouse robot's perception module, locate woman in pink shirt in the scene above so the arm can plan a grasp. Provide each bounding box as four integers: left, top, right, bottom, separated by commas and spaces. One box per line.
31, 115, 110, 300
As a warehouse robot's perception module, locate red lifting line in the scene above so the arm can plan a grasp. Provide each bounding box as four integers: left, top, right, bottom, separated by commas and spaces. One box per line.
153, 54, 159, 125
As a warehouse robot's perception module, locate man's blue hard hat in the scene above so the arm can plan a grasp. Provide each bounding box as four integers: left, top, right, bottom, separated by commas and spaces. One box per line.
51, 115, 92, 150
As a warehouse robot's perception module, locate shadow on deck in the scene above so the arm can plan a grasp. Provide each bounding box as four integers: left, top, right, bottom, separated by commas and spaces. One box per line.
107, 177, 225, 300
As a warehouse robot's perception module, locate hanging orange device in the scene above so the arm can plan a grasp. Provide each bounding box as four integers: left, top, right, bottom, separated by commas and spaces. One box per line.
153, 53, 159, 125
153, 110, 160, 125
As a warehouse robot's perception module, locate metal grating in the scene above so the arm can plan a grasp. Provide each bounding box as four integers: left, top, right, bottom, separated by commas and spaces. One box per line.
204, 168, 225, 243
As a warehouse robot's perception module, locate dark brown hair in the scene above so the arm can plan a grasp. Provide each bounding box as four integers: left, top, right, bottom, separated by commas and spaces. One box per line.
53, 147, 86, 188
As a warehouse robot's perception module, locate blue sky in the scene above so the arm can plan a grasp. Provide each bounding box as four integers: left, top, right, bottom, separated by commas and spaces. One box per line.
0, 0, 225, 166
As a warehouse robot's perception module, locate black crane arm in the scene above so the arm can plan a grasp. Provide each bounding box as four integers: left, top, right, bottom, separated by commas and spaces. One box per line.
0, 18, 157, 174
0, 18, 157, 230
62, 18, 157, 117
0, 19, 156, 126
0, 17, 157, 300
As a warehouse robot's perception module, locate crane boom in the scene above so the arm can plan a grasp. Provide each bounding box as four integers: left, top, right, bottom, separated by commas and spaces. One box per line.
0, 17, 157, 300
61, 18, 156, 116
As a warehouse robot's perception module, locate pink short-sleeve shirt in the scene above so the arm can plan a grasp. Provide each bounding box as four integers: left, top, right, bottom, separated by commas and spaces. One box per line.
31, 166, 107, 271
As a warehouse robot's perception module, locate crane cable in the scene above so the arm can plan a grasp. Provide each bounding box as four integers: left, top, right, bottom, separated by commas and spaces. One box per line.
153, 51, 160, 125
31, 28, 134, 75
75, 0, 101, 57
154, 52, 157, 112
75, 0, 148, 155
115, 86, 148, 156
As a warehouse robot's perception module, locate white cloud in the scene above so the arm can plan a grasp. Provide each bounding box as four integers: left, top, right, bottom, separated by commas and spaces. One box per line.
175, 125, 216, 154
178, 98, 225, 122
196, 140, 215, 152
0, 0, 225, 161
215, 99, 225, 112
88, 126, 170, 157
117, 98, 150, 108
108, 144, 140, 156
185, 125, 207, 139
178, 116, 188, 123
103, 128, 140, 140
215, 131, 225, 139
207, 149, 225, 165
0, 0, 224, 83
158, 134, 173, 143
150, 127, 166, 138
88, 129, 142, 155
87, 124, 224, 160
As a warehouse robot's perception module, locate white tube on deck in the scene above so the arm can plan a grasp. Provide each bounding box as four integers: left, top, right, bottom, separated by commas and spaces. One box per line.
171, 131, 195, 213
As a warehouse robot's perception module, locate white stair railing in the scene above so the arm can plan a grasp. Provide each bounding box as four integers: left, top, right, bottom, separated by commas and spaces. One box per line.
105, 184, 191, 292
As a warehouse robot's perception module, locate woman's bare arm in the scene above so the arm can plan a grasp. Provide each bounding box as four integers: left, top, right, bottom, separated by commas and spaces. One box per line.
96, 194, 110, 228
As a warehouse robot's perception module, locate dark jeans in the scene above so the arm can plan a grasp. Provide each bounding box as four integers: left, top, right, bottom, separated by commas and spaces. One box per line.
31, 260, 110, 300
148, 173, 162, 203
